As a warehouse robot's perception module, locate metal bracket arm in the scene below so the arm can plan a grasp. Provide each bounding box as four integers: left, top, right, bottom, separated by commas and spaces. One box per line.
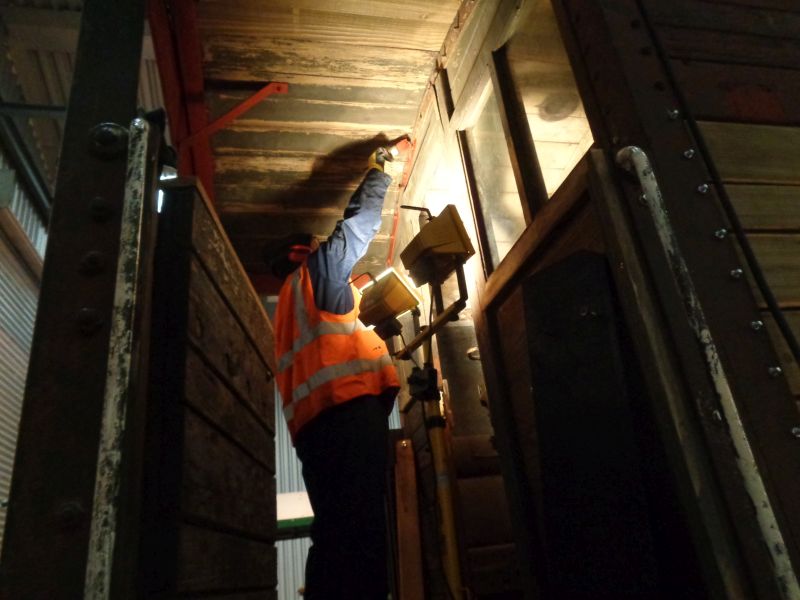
395, 262, 468, 361
178, 81, 288, 153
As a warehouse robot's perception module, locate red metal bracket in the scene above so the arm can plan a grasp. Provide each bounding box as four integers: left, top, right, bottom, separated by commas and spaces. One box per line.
147, 0, 217, 201
179, 81, 289, 152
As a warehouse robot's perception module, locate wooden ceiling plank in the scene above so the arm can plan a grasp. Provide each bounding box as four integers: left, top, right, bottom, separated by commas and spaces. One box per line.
197, 6, 452, 52
198, 0, 460, 25
207, 82, 424, 118
203, 35, 437, 84
211, 130, 412, 157
214, 120, 410, 137
205, 99, 418, 133
214, 154, 405, 188
205, 73, 427, 93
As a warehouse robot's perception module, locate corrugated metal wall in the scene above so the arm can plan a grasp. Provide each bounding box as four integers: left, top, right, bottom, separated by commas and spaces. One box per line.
274, 387, 310, 600
0, 151, 48, 257
0, 142, 45, 553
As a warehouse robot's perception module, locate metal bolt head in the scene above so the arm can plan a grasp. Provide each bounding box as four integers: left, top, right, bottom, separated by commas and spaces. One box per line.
77, 307, 103, 336
714, 228, 728, 240
88, 122, 128, 159
697, 183, 710, 194
54, 500, 86, 531
750, 320, 764, 331
401, 440, 409, 448
768, 366, 783, 378
78, 251, 106, 276
667, 108, 680, 120
683, 149, 696, 159
729, 268, 744, 279
792, 427, 800, 439
89, 196, 114, 222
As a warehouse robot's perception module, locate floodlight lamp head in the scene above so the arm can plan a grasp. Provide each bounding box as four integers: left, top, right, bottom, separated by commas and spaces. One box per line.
400, 204, 475, 286
357, 268, 420, 340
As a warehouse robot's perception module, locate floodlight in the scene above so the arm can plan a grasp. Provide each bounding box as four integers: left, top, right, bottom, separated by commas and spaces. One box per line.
358, 268, 421, 339
400, 204, 475, 286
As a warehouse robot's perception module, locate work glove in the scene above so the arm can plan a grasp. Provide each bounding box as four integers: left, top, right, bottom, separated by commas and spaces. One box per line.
367, 147, 393, 172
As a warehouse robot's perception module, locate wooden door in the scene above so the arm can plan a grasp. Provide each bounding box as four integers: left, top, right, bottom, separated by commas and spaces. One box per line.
471, 1, 800, 598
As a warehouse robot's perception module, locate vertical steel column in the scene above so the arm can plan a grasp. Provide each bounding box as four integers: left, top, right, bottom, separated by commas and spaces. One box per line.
0, 1, 145, 597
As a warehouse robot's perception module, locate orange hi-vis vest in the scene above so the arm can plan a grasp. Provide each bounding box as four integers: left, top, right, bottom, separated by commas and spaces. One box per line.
274, 262, 400, 441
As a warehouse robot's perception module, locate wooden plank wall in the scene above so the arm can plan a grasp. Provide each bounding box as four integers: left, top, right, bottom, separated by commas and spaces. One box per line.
145, 180, 277, 597
641, 0, 800, 402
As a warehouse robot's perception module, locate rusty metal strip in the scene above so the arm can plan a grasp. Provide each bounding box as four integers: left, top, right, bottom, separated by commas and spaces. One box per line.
84, 118, 153, 599
617, 145, 800, 600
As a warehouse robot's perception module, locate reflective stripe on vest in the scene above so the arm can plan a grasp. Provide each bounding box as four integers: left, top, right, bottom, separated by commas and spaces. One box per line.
276, 273, 366, 372
282, 353, 393, 421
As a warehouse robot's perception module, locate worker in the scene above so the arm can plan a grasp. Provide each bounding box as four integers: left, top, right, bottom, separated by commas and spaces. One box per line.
268, 147, 401, 600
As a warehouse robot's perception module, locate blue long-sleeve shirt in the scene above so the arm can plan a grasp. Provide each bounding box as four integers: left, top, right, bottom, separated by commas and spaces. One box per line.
306, 168, 392, 314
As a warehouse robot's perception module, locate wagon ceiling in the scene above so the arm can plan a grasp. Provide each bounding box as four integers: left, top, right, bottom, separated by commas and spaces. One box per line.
198, 0, 462, 284
0, 0, 463, 288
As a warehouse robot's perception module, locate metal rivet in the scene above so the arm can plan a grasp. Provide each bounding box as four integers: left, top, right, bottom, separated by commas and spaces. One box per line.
88, 122, 128, 159
78, 251, 106, 276
714, 228, 728, 240
401, 440, 409, 448
750, 320, 764, 331
76, 307, 103, 336
768, 366, 783, 378
697, 183, 710, 194
683, 149, 696, 159
131, 117, 146, 131
89, 196, 114, 222
730, 268, 744, 280
54, 500, 85, 530
712, 410, 722, 422
791, 427, 800, 439
667, 108, 680, 120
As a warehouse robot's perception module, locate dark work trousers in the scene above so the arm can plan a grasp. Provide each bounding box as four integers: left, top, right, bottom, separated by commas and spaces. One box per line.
294, 395, 391, 600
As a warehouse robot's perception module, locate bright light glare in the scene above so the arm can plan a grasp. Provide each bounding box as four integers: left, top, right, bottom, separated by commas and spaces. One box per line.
157, 168, 178, 213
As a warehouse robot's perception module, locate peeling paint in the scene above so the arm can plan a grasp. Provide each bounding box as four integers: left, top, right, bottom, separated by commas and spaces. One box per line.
617, 146, 800, 600
84, 119, 151, 599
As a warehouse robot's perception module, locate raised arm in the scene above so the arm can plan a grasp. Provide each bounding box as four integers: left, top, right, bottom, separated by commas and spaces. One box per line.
324, 168, 392, 277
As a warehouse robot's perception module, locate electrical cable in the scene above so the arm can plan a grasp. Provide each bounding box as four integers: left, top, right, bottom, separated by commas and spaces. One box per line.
399, 330, 420, 369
